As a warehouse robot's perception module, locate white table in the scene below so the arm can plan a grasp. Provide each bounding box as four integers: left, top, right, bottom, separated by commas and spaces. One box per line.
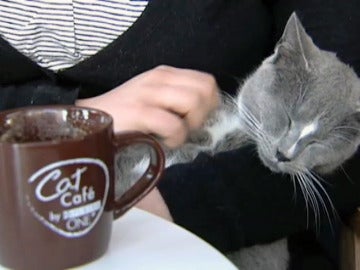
76, 208, 238, 270
0, 208, 237, 270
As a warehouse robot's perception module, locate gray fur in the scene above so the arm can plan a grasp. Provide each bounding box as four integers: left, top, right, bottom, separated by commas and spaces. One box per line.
239, 13, 360, 176
116, 13, 360, 270
227, 239, 289, 270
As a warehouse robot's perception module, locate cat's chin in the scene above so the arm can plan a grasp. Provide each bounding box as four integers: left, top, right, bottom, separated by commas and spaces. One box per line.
259, 153, 299, 174
258, 154, 282, 173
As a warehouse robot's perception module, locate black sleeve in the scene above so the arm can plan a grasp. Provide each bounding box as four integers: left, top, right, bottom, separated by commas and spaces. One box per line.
0, 80, 80, 110
158, 146, 360, 252
158, 0, 360, 253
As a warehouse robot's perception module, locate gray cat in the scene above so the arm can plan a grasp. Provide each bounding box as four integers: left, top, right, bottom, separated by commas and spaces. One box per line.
117, 13, 360, 270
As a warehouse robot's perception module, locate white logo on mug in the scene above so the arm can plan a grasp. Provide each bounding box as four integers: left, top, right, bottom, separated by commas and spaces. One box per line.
27, 158, 109, 238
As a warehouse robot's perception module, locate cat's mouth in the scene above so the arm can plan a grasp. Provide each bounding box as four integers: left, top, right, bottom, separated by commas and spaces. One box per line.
258, 153, 282, 173
264, 159, 300, 174
258, 150, 299, 174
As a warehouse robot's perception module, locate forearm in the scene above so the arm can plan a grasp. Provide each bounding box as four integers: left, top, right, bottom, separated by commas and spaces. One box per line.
157, 146, 296, 252
157, 146, 360, 253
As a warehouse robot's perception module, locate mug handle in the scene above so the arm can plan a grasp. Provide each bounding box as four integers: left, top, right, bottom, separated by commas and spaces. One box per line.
111, 131, 165, 219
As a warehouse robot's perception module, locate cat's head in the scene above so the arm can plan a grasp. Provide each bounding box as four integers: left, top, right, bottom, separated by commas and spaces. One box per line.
238, 13, 360, 175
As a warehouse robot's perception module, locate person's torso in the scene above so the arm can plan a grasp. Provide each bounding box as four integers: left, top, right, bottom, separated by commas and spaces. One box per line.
0, 0, 273, 96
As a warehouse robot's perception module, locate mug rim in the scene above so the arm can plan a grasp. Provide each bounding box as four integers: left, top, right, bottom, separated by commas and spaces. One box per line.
0, 105, 113, 147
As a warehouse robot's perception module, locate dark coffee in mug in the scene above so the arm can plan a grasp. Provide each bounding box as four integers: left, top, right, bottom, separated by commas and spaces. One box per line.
0, 106, 165, 270
0, 108, 90, 143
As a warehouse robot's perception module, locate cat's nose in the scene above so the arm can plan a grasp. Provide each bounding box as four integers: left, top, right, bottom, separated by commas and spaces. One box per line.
275, 150, 291, 162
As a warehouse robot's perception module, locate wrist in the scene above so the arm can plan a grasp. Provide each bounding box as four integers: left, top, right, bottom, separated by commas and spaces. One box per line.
135, 188, 173, 221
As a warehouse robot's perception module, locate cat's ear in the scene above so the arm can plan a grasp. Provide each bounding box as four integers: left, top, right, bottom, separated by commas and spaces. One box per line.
272, 12, 320, 69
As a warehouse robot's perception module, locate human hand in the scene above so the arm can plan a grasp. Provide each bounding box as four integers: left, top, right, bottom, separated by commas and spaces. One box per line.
76, 65, 219, 148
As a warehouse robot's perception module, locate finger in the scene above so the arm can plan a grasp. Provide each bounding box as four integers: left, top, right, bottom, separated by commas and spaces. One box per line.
154, 66, 219, 103
144, 84, 219, 130
136, 107, 189, 148
155, 65, 220, 118
141, 65, 219, 106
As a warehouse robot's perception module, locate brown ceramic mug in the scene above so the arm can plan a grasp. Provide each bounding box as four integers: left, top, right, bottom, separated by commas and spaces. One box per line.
0, 106, 165, 270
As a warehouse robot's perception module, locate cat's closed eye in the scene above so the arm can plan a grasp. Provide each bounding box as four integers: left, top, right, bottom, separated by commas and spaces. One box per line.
285, 112, 292, 130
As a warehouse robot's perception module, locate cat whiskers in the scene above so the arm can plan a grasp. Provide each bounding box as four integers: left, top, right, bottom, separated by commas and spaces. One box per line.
295, 171, 318, 229
291, 171, 310, 226
333, 125, 360, 133
238, 104, 272, 151
292, 166, 336, 233
332, 133, 356, 145
331, 126, 360, 146
305, 169, 337, 231
290, 174, 298, 201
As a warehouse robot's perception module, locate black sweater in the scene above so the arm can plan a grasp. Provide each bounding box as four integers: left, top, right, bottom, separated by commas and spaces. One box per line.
1, 0, 360, 260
